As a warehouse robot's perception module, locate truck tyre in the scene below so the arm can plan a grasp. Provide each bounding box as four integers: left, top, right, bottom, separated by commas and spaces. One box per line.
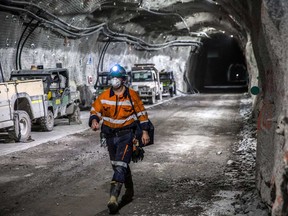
68, 106, 82, 124
174, 83, 177, 95
9, 110, 31, 142
40, 110, 54, 131
156, 92, 162, 101
169, 88, 174, 97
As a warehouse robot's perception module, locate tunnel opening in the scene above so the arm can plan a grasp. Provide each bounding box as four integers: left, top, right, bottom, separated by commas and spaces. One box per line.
190, 33, 248, 93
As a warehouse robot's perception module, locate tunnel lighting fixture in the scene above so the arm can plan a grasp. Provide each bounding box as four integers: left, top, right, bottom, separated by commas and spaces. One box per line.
230, 35, 233, 38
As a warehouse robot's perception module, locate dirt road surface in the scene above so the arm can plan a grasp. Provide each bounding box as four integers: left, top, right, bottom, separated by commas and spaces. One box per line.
0, 94, 267, 216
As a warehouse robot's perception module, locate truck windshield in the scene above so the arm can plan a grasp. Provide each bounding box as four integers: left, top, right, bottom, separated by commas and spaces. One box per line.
99, 75, 110, 85
160, 74, 171, 81
132, 71, 153, 82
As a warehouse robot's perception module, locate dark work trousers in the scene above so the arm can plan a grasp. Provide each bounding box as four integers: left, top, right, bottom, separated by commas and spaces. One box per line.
107, 131, 133, 183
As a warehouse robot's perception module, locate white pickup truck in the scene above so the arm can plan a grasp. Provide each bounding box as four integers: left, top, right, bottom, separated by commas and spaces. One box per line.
0, 79, 47, 142
130, 64, 163, 104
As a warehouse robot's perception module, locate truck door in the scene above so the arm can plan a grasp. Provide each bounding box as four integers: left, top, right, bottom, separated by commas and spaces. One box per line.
0, 83, 13, 126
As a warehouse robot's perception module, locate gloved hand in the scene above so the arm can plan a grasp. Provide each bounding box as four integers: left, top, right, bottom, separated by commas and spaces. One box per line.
132, 145, 145, 163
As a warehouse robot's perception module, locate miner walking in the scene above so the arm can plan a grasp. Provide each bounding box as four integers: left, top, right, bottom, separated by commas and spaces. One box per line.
89, 64, 150, 214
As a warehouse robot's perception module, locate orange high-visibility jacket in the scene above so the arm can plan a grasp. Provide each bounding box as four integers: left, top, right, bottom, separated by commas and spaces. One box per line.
89, 87, 149, 131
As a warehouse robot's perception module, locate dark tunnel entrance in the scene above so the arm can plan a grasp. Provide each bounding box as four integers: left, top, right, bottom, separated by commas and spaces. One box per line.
188, 33, 248, 93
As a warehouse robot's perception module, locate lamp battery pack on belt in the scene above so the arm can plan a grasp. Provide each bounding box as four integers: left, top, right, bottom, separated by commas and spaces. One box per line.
127, 91, 154, 147
103, 128, 133, 138
100, 125, 135, 147
111, 128, 132, 137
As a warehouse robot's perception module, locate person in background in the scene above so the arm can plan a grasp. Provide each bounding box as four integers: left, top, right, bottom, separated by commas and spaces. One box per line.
89, 64, 150, 214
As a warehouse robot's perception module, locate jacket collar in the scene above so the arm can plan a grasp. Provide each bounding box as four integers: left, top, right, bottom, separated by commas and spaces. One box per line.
109, 86, 129, 98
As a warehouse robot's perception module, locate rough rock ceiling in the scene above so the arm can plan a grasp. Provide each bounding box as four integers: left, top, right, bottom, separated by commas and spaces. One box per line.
0, 0, 250, 49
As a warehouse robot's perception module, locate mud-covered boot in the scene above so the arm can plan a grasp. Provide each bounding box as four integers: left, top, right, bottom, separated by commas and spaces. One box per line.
107, 181, 123, 214
120, 174, 134, 205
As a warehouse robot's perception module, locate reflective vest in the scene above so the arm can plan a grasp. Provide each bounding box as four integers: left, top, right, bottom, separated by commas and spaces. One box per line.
90, 87, 149, 130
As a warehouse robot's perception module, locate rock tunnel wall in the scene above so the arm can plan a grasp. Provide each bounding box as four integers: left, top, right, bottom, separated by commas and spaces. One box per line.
249, 0, 288, 215
1, 0, 288, 214
0, 11, 191, 108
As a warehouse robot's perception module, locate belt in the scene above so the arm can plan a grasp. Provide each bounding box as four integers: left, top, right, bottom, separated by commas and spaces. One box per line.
107, 129, 133, 138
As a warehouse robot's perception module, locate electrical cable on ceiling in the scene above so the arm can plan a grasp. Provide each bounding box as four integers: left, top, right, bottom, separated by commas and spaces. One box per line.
0, 1, 202, 51
0, 4, 105, 37
18, 21, 40, 70
95, 39, 111, 89
15, 18, 35, 70
100, 40, 111, 71
103, 26, 201, 47
0, 60, 5, 82
139, 6, 190, 32
4, 0, 106, 32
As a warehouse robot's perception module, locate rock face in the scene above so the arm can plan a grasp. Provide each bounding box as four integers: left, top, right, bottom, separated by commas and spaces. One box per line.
0, 0, 288, 214
249, 1, 288, 215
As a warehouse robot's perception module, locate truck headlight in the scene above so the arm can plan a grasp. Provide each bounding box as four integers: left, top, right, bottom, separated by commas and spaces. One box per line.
139, 86, 151, 92
131, 85, 138, 91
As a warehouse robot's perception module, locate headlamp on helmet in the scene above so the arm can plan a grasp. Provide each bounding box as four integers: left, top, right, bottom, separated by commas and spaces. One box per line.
109, 64, 127, 79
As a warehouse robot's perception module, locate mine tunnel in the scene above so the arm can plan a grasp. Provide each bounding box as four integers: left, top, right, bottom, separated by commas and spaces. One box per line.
192, 33, 248, 93
0, 0, 287, 216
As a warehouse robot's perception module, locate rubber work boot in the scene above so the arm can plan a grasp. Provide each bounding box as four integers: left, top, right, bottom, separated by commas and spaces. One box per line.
120, 174, 134, 205
107, 181, 123, 214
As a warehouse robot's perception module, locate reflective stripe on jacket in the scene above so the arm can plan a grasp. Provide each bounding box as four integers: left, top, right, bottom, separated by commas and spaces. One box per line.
89, 86, 149, 130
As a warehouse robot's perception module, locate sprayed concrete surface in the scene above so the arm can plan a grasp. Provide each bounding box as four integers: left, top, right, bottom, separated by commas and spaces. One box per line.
0, 94, 269, 216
